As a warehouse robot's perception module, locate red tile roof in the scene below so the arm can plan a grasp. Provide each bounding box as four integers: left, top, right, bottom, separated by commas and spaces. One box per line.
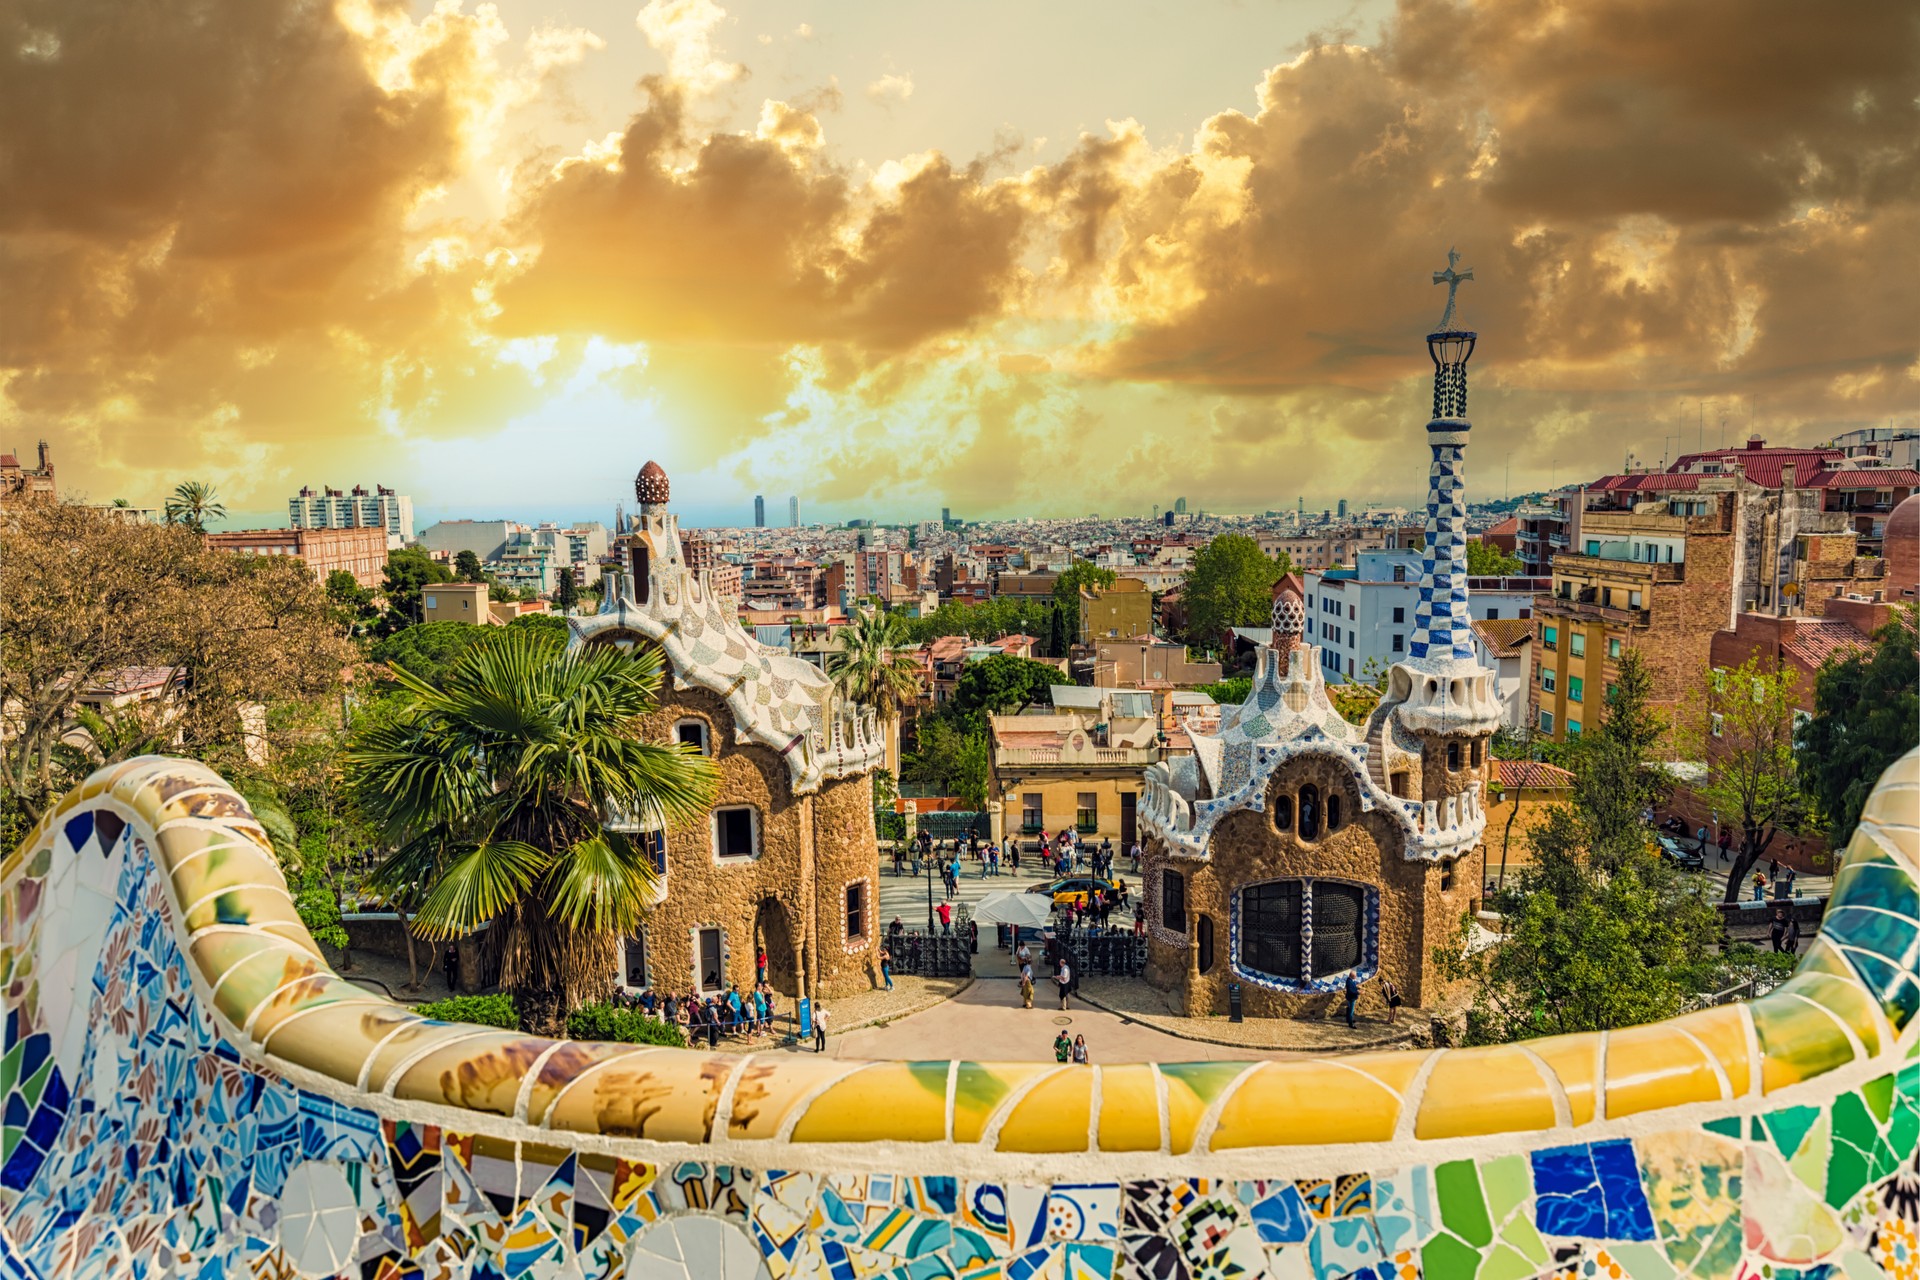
1781, 619, 1872, 670
1496, 760, 1576, 790
1803, 468, 1920, 489
1483, 516, 1520, 537
1671, 445, 1843, 490
1590, 473, 1704, 493
1473, 618, 1534, 656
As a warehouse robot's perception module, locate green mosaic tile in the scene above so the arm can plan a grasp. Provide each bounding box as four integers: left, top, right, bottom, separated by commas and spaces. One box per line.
1481, 1156, 1528, 1221
1789, 1114, 1829, 1195
1824, 1093, 1876, 1210
1862, 1074, 1894, 1124
1435, 1160, 1492, 1249
1606, 1243, 1678, 1280
1477, 1242, 1535, 1280
1422, 1231, 1482, 1280
1703, 1117, 1742, 1140
1763, 1105, 1821, 1162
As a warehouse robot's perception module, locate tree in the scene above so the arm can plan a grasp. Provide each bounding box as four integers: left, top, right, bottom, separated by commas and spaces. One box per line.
369, 621, 487, 685
825, 611, 924, 722
950, 655, 1060, 723
1194, 676, 1252, 706
380, 547, 454, 628
900, 715, 989, 806
553, 569, 579, 613
1797, 606, 1918, 848
1327, 656, 1388, 726
0, 502, 353, 824
1465, 540, 1523, 576
1052, 560, 1118, 642
343, 627, 719, 1034
164, 480, 226, 532
1677, 656, 1807, 903
1179, 534, 1284, 650
1046, 605, 1066, 659
453, 549, 484, 582
1568, 649, 1668, 869
325, 570, 378, 634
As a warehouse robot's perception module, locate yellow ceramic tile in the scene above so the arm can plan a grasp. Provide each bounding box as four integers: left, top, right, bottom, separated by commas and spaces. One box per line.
952, 1063, 1054, 1143
1752, 991, 1860, 1094
527, 1042, 654, 1128
259, 1000, 412, 1085
189, 933, 328, 1028
791, 1062, 948, 1144
1213, 1060, 1404, 1148
389, 1032, 547, 1115
245, 970, 366, 1043
996, 1067, 1092, 1153
1096, 1066, 1161, 1152
1414, 1047, 1557, 1140
1772, 970, 1881, 1058
1344, 1049, 1432, 1098
543, 1051, 733, 1142
256, 920, 326, 958
1604, 1023, 1726, 1119
362, 1018, 497, 1092
725, 1054, 866, 1140
1528, 1033, 1601, 1125
1673, 1003, 1754, 1098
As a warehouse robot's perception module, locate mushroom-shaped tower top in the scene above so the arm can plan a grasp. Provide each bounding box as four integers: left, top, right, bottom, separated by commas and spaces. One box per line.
1270, 577, 1305, 649
636, 460, 670, 506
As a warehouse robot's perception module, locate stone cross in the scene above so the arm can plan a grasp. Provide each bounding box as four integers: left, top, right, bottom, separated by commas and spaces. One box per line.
1432, 247, 1473, 329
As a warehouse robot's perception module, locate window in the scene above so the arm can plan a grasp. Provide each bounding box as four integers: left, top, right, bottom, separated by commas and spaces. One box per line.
1273, 794, 1292, 830
640, 829, 667, 876
1586, 540, 1600, 555
1539, 710, 1555, 733
1298, 785, 1321, 840
1608, 637, 1622, 659
1022, 793, 1043, 831
1197, 915, 1215, 975
1711, 712, 1725, 738
1310, 882, 1366, 977
1326, 794, 1343, 832
697, 927, 723, 992
1486, 608, 1500, 620
1391, 771, 1409, 798
1568, 719, 1583, 737
1568, 676, 1584, 703
1347, 658, 1354, 676
845, 882, 865, 940
622, 933, 648, 989
1161, 869, 1187, 933
1392, 634, 1404, 652
1543, 626, 1558, 650
426, 596, 438, 610
1519, 609, 1531, 619
1349, 605, 1356, 620
714, 806, 758, 859
675, 719, 711, 754
1239, 880, 1303, 980
1542, 668, 1557, 693
1446, 742, 1461, 770
1076, 793, 1098, 832
1392, 607, 1405, 624
1569, 633, 1586, 658
1470, 741, 1482, 767
1628, 590, 1642, 608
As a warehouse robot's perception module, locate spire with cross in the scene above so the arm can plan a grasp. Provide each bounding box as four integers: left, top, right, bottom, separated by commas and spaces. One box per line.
1432, 247, 1473, 330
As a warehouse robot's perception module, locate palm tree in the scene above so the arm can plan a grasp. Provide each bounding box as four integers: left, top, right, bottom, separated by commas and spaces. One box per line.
165, 481, 226, 532
342, 626, 718, 1034
825, 609, 924, 721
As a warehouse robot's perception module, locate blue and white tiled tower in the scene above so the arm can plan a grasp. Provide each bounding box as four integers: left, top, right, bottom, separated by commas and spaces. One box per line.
1409, 249, 1479, 664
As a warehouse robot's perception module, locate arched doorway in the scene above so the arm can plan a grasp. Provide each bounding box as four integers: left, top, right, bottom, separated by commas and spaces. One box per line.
753, 898, 799, 995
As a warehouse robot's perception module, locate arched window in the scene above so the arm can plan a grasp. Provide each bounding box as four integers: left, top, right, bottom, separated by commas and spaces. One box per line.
1197, 914, 1214, 974
1298, 785, 1320, 840
1239, 881, 1302, 981
1326, 793, 1343, 832
1236, 879, 1375, 989
1446, 742, 1461, 770
1310, 883, 1366, 976
631, 544, 650, 604
1160, 868, 1187, 934
1273, 794, 1293, 831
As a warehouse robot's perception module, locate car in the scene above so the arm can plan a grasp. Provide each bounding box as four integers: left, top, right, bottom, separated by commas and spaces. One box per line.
1027, 876, 1119, 908
1656, 835, 1705, 870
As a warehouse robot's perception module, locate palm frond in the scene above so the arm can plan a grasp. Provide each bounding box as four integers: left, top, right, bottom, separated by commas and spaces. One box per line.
544, 830, 658, 934
409, 838, 551, 939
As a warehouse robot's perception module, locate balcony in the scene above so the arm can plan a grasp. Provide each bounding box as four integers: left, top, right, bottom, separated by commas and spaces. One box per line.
1548, 532, 1569, 549
996, 744, 1160, 767
1538, 595, 1651, 628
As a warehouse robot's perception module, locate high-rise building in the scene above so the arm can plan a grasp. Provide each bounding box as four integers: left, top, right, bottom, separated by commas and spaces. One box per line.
941, 507, 951, 526
788, 496, 800, 527
754, 495, 766, 527
1173, 497, 1187, 514
289, 484, 414, 546
1337, 499, 1349, 519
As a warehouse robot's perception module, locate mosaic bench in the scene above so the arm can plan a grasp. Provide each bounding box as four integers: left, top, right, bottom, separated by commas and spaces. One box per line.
0, 750, 1914, 1280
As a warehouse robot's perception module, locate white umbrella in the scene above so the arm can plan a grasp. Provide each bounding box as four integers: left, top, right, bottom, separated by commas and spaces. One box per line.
968, 890, 1054, 929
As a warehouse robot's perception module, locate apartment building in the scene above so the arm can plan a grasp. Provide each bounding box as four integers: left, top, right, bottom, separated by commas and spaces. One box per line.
1076, 578, 1153, 644
418, 519, 517, 562
986, 687, 1162, 847
289, 484, 414, 545
1297, 550, 1543, 684
204, 526, 389, 587
1084, 639, 1222, 689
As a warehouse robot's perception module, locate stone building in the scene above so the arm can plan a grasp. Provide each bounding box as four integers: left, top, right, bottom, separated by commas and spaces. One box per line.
0, 440, 55, 505
1137, 282, 1503, 1021
568, 461, 887, 1003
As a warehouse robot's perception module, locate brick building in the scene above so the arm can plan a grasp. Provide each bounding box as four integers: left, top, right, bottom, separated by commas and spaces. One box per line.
204, 525, 389, 587
0, 442, 55, 506
571, 461, 888, 1004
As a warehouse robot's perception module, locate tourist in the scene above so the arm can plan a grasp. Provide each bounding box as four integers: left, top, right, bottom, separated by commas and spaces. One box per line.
1116, 878, 1129, 908
1785, 865, 1798, 894
1009, 843, 1021, 874
1056, 958, 1073, 1011
1770, 905, 1792, 953
1019, 971, 1034, 1008
1783, 912, 1801, 955
1718, 828, 1732, 863
890, 916, 905, 942
879, 944, 895, 991
813, 1005, 829, 1053
1053, 1030, 1073, 1062
1752, 872, 1767, 903
756, 948, 768, 984
1381, 975, 1403, 1025
703, 1000, 721, 1049
1696, 825, 1710, 857
1343, 971, 1360, 1029
1016, 941, 1032, 978
1071, 1034, 1090, 1065
1133, 914, 1146, 938
937, 900, 953, 935
444, 942, 459, 993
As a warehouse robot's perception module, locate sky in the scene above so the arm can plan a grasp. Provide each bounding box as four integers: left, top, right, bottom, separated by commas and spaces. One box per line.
2, 0, 1916, 530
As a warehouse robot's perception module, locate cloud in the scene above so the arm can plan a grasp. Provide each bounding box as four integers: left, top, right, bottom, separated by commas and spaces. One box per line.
635, 0, 743, 98
866, 72, 913, 106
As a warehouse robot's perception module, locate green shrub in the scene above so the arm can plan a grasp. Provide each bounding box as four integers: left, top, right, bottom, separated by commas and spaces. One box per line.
413, 993, 517, 1028
566, 1002, 688, 1047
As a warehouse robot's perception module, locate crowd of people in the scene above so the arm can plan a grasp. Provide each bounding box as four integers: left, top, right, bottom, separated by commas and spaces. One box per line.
893, 828, 1147, 885
609, 979, 786, 1047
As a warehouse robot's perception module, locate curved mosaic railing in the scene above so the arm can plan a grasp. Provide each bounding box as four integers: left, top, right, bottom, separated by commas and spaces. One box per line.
1, 751, 1915, 1279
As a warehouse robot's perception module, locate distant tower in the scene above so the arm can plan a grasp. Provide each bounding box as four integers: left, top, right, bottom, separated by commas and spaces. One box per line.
788, 496, 800, 527
941, 506, 951, 526
1174, 497, 1187, 514
614, 501, 626, 536
754, 495, 766, 528
1337, 498, 1349, 519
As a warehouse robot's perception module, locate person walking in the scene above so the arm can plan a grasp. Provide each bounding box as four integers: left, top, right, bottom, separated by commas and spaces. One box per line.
1053, 1030, 1073, 1063
1751, 872, 1767, 903
1770, 905, 1791, 953
1019, 970, 1034, 1008
1696, 825, 1711, 858
1717, 827, 1732, 863
813, 1005, 829, 1053
755, 948, 768, 985
1343, 971, 1360, 1030
1070, 1034, 1089, 1065
444, 942, 459, 993
1783, 912, 1801, 955
1056, 958, 1073, 1011
937, 900, 953, 935
1381, 975, 1403, 1026
1129, 841, 1142, 874
879, 944, 894, 992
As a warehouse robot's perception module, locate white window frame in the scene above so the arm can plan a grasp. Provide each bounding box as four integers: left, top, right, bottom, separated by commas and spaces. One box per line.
712, 805, 761, 861
620, 931, 649, 991
675, 718, 712, 755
